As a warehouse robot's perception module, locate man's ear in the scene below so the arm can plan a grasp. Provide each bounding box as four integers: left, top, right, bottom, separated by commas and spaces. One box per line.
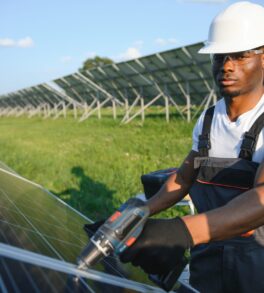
262, 53, 264, 86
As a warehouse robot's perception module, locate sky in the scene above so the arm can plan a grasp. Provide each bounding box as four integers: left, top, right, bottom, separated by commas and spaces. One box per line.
0, 0, 263, 95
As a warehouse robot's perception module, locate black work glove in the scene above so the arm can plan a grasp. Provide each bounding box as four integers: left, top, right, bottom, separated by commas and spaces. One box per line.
119, 217, 193, 275
83, 219, 105, 238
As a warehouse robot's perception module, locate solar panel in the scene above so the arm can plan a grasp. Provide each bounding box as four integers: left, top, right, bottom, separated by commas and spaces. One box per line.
78, 42, 213, 106
0, 41, 215, 122
54, 75, 94, 103
0, 166, 174, 292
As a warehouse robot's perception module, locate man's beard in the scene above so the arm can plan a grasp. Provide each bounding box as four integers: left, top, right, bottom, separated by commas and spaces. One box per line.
219, 87, 241, 98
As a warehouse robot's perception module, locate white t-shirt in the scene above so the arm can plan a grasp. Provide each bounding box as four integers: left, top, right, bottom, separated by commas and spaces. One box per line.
192, 95, 264, 163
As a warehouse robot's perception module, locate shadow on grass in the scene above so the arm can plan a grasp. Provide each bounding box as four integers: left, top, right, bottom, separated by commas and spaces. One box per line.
51, 166, 115, 220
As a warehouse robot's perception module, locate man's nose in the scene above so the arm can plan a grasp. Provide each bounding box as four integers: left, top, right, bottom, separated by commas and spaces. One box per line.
221, 55, 235, 70
223, 55, 234, 63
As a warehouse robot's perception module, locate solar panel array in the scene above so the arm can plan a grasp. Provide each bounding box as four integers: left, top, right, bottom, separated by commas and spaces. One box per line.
0, 165, 199, 292
0, 42, 216, 122
79, 43, 213, 105
0, 166, 174, 292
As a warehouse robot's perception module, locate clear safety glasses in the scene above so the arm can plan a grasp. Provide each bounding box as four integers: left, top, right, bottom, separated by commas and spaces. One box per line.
210, 49, 264, 65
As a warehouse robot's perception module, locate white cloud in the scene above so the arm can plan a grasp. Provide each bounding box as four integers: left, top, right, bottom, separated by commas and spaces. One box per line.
114, 47, 142, 62
168, 38, 178, 44
0, 38, 15, 47
84, 51, 96, 59
154, 37, 179, 46
0, 36, 34, 48
17, 37, 34, 48
133, 40, 144, 48
60, 55, 73, 63
155, 38, 167, 46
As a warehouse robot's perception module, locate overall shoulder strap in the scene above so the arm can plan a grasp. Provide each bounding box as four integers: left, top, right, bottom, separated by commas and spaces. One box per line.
239, 112, 264, 161
198, 106, 215, 157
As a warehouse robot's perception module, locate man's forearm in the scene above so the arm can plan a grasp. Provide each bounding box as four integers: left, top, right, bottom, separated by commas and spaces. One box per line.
182, 185, 264, 245
147, 150, 198, 216
147, 173, 188, 215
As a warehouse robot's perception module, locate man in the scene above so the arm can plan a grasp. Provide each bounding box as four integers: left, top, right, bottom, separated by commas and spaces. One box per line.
120, 2, 264, 292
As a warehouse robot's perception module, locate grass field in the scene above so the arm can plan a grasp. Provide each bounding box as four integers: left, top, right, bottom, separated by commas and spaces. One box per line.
0, 110, 196, 220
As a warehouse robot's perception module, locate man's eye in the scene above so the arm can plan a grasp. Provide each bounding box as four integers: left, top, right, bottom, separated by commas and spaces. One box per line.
236, 55, 246, 60
236, 53, 250, 60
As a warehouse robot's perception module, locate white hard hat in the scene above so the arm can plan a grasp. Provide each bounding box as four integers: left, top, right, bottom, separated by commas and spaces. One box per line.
199, 1, 264, 54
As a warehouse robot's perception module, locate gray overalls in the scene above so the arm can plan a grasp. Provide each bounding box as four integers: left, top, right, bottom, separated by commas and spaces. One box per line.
189, 106, 264, 293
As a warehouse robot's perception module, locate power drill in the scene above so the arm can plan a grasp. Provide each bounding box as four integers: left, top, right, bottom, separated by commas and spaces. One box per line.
77, 197, 188, 292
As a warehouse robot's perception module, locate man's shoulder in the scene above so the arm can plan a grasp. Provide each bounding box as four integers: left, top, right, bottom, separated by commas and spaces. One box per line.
213, 98, 225, 113
200, 98, 224, 114
198, 98, 225, 123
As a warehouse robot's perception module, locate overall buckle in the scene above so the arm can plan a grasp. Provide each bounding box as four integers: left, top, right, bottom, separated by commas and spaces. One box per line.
198, 133, 211, 150
240, 132, 256, 152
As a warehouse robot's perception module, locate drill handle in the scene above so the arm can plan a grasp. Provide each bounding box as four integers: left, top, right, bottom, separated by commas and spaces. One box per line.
148, 256, 188, 292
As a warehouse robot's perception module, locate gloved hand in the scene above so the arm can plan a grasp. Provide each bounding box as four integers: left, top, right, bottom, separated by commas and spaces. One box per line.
83, 219, 105, 238
119, 217, 193, 275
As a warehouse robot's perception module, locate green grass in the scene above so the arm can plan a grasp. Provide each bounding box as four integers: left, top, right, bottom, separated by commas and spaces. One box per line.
0, 110, 196, 219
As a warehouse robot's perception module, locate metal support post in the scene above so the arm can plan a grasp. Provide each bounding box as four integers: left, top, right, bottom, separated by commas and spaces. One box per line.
121, 95, 140, 123
140, 97, 145, 122
112, 99, 116, 120
97, 100, 101, 119
186, 82, 191, 122
124, 98, 129, 120
63, 102, 66, 118
73, 102, 77, 119
164, 95, 169, 123
123, 93, 162, 124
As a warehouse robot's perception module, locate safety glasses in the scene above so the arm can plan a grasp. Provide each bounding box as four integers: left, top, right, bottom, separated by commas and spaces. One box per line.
210, 49, 264, 65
